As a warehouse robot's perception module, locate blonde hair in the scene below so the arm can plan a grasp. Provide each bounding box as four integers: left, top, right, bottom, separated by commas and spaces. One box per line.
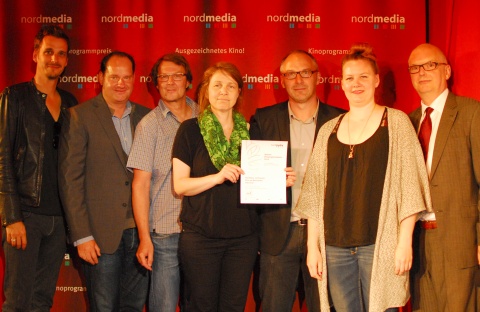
341, 43, 379, 75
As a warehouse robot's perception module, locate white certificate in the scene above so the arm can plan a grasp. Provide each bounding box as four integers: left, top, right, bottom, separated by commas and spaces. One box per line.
240, 140, 288, 204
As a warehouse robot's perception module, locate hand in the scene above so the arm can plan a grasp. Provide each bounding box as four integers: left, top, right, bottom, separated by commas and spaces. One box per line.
216, 163, 244, 184
136, 238, 154, 271
394, 242, 413, 275
6, 221, 27, 250
306, 245, 323, 280
77, 240, 101, 265
285, 167, 297, 187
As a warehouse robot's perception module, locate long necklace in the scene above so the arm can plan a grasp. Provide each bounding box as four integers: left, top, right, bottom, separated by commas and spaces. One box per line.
347, 104, 376, 159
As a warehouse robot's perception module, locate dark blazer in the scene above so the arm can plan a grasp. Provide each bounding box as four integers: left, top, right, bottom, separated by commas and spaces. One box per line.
59, 93, 150, 254
249, 100, 345, 255
410, 92, 480, 269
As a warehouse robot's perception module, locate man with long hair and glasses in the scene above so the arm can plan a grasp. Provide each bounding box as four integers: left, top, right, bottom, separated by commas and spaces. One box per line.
127, 53, 198, 311
0, 25, 77, 311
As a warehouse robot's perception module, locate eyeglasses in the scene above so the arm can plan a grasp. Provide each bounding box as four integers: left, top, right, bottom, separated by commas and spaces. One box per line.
53, 121, 61, 149
107, 75, 134, 83
157, 73, 186, 82
281, 70, 318, 80
408, 61, 448, 74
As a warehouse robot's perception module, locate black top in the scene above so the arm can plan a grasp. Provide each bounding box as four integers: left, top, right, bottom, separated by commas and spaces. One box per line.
324, 108, 389, 247
172, 118, 258, 239
22, 111, 63, 216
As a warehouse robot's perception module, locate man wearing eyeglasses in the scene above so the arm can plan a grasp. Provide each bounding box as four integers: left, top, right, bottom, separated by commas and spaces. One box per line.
59, 51, 150, 310
0, 25, 77, 312
249, 50, 345, 312
408, 43, 480, 312
127, 53, 198, 311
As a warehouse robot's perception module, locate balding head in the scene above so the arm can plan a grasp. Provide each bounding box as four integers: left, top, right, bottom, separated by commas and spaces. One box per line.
409, 43, 448, 65
408, 43, 451, 105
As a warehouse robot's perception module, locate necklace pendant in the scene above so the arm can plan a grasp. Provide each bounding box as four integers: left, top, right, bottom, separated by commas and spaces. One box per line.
348, 150, 354, 158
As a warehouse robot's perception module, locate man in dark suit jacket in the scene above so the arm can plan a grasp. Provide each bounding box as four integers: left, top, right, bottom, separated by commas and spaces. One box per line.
408, 43, 480, 311
250, 50, 345, 312
59, 51, 150, 311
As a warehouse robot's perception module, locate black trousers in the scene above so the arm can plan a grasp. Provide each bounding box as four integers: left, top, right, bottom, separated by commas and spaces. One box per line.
179, 229, 258, 312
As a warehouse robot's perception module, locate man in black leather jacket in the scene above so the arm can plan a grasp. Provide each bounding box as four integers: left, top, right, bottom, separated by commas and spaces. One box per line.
0, 25, 77, 311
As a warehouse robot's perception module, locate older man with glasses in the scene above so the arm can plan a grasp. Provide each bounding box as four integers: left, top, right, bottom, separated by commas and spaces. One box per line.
408, 43, 480, 312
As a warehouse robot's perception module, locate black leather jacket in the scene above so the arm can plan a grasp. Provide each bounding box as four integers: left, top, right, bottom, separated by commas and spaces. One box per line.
0, 80, 77, 226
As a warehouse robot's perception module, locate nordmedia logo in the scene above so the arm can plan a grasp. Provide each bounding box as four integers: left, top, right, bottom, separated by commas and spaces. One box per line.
351, 13, 406, 30
183, 13, 237, 29
101, 13, 154, 29
60, 74, 98, 90
243, 73, 280, 90
266, 13, 321, 29
242, 72, 341, 90
20, 14, 73, 29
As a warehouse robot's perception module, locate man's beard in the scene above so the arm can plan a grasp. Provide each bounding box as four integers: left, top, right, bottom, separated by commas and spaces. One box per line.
46, 63, 65, 80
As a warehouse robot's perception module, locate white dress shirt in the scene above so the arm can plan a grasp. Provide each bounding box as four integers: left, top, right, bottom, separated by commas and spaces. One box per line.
419, 88, 449, 220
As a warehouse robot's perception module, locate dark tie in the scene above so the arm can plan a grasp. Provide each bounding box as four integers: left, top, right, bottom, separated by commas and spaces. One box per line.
418, 107, 433, 161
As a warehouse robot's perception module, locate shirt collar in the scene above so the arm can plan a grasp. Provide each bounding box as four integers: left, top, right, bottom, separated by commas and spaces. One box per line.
288, 99, 319, 124
158, 96, 197, 119
108, 101, 132, 118
421, 88, 449, 115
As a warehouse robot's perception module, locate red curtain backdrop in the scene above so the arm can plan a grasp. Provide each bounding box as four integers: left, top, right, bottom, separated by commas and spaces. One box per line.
429, 0, 480, 102
10, 0, 479, 311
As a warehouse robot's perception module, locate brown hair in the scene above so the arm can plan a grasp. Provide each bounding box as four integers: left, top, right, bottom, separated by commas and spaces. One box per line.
150, 53, 193, 87
341, 43, 379, 75
197, 62, 244, 112
34, 25, 70, 53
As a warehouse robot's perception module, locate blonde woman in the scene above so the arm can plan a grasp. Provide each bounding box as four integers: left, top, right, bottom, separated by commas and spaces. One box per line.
295, 43, 432, 312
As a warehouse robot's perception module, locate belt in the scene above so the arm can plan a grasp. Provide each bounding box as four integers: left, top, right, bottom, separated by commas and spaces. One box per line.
290, 219, 307, 226
420, 220, 437, 230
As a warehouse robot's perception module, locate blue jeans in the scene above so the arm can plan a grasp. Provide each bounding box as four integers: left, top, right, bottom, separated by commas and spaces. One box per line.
259, 223, 320, 312
83, 228, 149, 312
149, 232, 180, 312
326, 244, 375, 312
2, 212, 66, 312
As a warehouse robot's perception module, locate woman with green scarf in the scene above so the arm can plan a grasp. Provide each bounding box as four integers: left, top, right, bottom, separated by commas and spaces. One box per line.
172, 62, 258, 311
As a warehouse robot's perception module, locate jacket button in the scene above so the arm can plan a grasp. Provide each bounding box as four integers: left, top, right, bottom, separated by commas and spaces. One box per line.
122, 203, 127, 207
125, 181, 129, 186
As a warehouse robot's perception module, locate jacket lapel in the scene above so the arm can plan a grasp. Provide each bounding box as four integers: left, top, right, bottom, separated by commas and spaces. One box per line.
410, 108, 422, 131
277, 102, 290, 141
93, 94, 129, 171
276, 102, 291, 166
430, 93, 458, 178
130, 103, 145, 139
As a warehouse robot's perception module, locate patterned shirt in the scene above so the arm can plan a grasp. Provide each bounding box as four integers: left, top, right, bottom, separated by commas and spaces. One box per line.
127, 97, 198, 234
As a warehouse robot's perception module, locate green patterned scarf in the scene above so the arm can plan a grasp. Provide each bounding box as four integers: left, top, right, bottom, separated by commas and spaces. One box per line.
198, 106, 250, 171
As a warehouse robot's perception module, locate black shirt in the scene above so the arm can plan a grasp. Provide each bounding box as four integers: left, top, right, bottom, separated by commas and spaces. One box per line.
172, 118, 258, 239
324, 109, 389, 247
22, 111, 63, 216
